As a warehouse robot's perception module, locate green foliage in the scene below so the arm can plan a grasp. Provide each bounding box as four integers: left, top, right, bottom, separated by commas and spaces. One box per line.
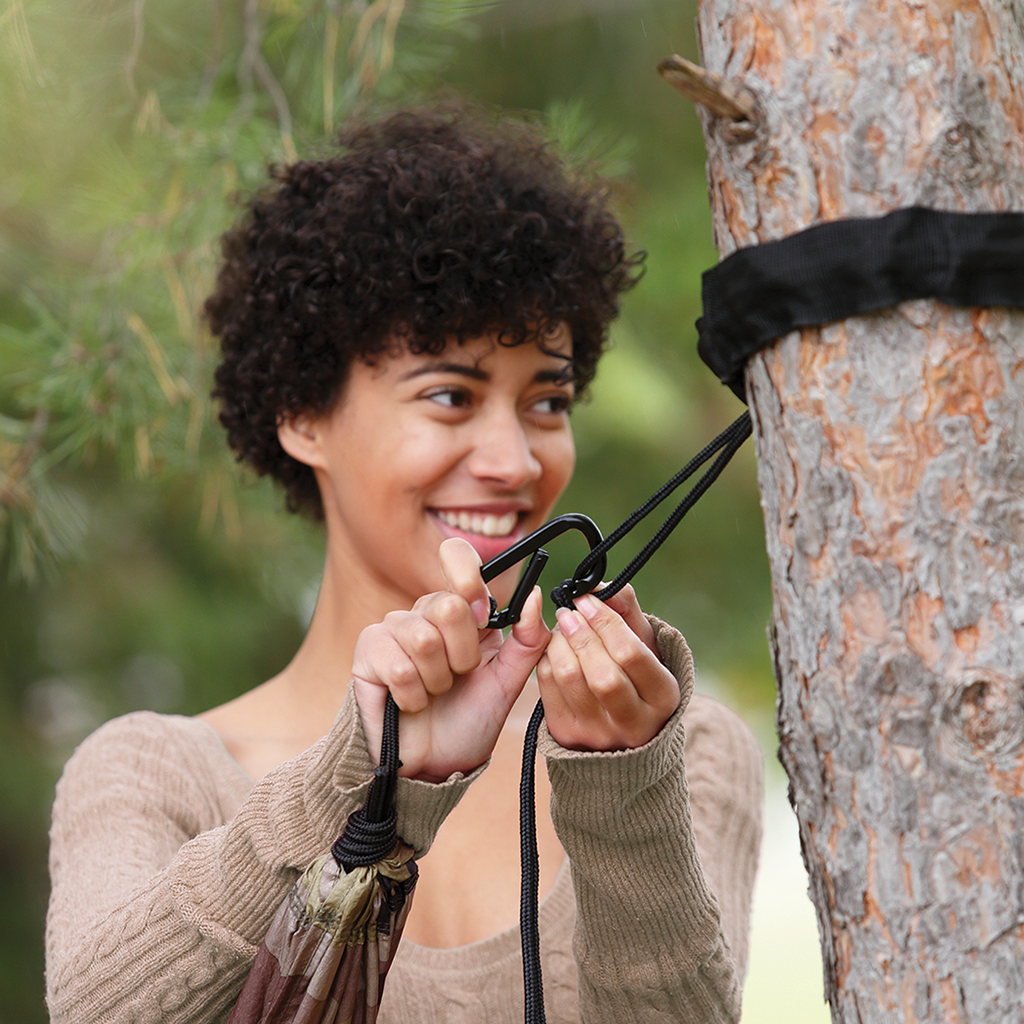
1, 2, 482, 1018
1, 0, 481, 580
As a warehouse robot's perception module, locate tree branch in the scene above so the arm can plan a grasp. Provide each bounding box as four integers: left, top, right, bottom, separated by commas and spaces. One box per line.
658, 54, 758, 123
124, 0, 146, 100
238, 0, 296, 160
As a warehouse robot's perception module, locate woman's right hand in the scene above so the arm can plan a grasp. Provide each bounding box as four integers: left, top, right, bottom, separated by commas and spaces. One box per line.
351, 538, 551, 783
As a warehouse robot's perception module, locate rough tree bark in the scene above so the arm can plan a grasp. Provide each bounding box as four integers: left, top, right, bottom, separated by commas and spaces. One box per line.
665, 2, 1024, 1021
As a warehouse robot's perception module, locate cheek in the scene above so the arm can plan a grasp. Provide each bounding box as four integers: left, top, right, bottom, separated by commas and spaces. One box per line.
541, 433, 576, 503
391, 422, 467, 491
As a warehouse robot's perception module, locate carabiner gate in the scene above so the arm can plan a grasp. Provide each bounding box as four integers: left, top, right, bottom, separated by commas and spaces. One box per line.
479, 513, 606, 628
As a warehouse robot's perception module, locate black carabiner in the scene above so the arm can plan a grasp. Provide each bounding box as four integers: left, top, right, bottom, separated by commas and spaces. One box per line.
479, 513, 606, 629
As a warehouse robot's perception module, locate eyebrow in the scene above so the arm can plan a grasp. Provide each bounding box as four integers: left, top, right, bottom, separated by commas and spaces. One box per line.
400, 361, 489, 382
399, 360, 574, 386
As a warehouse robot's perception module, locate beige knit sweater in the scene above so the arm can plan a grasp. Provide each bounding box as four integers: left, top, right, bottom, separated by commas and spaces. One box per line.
46, 618, 762, 1023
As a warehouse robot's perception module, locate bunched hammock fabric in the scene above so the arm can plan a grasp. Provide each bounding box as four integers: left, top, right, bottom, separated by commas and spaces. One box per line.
229, 695, 414, 1024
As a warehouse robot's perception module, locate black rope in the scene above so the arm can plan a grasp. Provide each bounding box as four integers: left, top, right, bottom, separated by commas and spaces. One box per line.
517, 412, 752, 1022
550, 411, 752, 610
520, 700, 547, 1024
333, 693, 401, 872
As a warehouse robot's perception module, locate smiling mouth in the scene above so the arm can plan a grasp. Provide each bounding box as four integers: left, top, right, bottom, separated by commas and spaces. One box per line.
433, 509, 520, 538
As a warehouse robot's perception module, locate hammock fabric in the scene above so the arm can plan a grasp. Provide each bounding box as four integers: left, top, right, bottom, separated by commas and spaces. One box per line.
227, 845, 416, 1024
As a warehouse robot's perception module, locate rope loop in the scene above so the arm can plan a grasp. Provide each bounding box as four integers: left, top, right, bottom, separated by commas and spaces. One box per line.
554, 412, 751, 609
332, 804, 398, 872
549, 579, 579, 610
332, 693, 402, 873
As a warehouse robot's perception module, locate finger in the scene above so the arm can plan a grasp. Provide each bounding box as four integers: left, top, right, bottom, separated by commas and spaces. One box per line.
538, 624, 625, 752
487, 587, 551, 705
600, 584, 658, 655
574, 595, 679, 713
392, 608, 468, 697
350, 678, 386, 766
352, 622, 433, 713
543, 617, 608, 716
536, 648, 572, 724
438, 537, 493, 627
416, 590, 483, 676
554, 605, 642, 722
508, 585, 551, 653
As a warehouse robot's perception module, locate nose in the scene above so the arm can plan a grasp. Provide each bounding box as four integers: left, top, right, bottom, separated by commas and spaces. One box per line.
466, 408, 543, 490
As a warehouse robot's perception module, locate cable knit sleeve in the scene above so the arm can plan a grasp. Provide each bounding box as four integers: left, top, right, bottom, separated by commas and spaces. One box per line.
45, 684, 478, 1024
537, 616, 763, 1024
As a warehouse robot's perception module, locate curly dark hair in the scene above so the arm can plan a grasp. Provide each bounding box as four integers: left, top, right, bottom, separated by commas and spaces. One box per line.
206, 103, 644, 518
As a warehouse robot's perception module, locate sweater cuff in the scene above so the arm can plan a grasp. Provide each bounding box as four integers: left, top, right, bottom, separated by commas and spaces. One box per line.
647, 613, 695, 709
308, 684, 481, 859
536, 617, 724, 979
535, 613, 694, 779
394, 768, 482, 858
536, 693, 688, 824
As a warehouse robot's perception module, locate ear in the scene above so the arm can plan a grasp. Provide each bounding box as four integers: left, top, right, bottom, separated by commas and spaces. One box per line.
277, 413, 328, 470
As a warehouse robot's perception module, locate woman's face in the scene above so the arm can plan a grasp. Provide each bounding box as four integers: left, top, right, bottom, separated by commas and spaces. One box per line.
287, 327, 577, 611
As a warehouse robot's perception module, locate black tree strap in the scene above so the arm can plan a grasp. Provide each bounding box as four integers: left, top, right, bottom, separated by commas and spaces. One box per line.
698, 207, 1024, 399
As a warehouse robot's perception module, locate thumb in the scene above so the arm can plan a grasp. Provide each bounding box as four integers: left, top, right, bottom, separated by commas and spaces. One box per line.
486, 587, 551, 702
438, 537, 492, 628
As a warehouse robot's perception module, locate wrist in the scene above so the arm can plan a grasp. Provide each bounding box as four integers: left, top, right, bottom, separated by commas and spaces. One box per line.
400, 757, 487, 784
401, 766, 449, 784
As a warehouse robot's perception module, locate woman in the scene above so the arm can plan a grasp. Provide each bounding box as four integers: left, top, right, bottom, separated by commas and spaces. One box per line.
46, 105, 763, 1022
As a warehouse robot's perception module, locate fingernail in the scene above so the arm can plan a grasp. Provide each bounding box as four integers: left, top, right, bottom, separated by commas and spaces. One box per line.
555, 607, 580, 636
472, 598, 491, 628
576, 595, 601, 620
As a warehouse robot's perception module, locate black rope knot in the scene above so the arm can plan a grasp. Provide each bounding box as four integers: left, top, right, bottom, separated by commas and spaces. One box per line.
332, 799, 398, 872
549, 579, 579, 610
331, 693, 403, 873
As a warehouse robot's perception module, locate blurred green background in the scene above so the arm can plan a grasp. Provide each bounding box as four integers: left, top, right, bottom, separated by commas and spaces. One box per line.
0, 1, 828, 1021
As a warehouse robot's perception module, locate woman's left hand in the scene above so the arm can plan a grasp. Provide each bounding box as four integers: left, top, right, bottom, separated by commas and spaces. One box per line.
536, 584, 681, 752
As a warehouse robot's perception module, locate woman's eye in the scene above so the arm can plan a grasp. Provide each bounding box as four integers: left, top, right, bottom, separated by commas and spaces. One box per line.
532, 394, 572, 415
424, 387, 472, 409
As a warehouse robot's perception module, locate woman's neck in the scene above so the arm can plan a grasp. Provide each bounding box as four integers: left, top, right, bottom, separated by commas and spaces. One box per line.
198, 543, 414, 778
270, 544, 413, 727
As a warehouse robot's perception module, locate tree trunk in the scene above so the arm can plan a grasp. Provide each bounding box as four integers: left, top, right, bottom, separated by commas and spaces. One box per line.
678, 1, 1024, 1020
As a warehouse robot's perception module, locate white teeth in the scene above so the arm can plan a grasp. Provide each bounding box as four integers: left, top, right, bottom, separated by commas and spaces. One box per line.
436, 510, 519, 537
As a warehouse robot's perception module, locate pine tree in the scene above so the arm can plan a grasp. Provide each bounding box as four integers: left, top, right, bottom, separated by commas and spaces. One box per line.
671, 0, 1024, 1018
1, 0, 478, 579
